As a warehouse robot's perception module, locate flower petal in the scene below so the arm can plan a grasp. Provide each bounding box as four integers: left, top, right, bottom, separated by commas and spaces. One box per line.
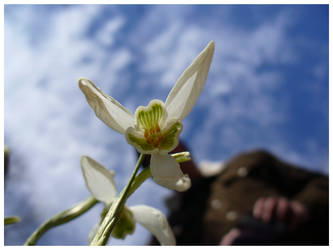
150, 154, 191, 192
165, 41, 215, 121
80, 155, 117, 204
125, 127, 158, 154
79, 78, 134, 134
129, 205, 176, 246
159, 119, 182, 154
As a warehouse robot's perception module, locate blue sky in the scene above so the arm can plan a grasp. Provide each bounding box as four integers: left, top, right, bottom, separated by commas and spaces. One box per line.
4, 5, 328, 245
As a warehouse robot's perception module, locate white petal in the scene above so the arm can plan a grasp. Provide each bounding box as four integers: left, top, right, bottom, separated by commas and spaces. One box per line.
129, 205, 176, 246
79, 78, 134, 134
150, 154, 191, 192
165, 41, 215, 120
80, 155, 117, 204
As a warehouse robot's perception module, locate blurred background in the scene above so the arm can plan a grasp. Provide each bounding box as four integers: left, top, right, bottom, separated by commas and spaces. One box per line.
4, 4, 328, 245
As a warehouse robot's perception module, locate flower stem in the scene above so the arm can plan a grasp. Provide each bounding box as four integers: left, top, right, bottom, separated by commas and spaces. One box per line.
126, 167, 151, 198
4, 216, 21, 225
90, 153, 145, 246
24, 197, 98, 246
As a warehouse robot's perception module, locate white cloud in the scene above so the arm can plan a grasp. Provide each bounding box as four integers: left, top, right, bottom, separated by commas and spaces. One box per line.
96, 16, 125, 46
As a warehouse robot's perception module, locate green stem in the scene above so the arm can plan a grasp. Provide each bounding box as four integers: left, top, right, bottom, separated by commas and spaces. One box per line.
90, 153, 145, 246
24, 197, 98, 246
4, 216, 20, 225
127, 167, 151, 198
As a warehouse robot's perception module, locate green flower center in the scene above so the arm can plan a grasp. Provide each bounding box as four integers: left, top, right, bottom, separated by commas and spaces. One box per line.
137, 101, 164, 129
137, 101, 165, 148
126, 100, 182, 153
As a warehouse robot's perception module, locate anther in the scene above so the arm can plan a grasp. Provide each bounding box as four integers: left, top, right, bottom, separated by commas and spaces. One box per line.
144, 124, 163, 148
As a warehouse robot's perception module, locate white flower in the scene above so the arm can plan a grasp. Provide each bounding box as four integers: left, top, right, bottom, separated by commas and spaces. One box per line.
79, 41, 215, 192
81, 155, 176, 245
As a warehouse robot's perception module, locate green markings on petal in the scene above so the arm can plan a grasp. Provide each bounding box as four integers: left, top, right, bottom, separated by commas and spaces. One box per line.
128, 101, 182, 153
127, 132, 155, 152
127, 120, 182, 153
160, 121, 183, 151
137, 101, 164, 130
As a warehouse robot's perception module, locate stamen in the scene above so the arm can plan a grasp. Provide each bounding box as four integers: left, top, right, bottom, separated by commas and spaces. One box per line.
144, 124, 163, 147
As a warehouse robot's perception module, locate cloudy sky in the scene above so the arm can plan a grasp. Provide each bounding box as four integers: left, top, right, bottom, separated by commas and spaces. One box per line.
4, 4, 328, 245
